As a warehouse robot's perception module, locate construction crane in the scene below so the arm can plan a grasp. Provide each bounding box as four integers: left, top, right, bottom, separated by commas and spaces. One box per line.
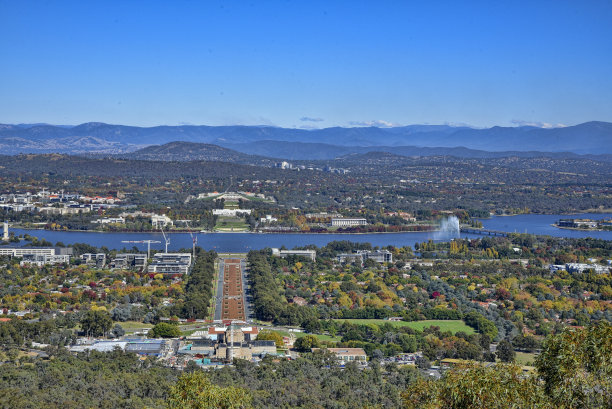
120, 240, 161, 259
186, 221, 198, 260
160, 226, 170, 253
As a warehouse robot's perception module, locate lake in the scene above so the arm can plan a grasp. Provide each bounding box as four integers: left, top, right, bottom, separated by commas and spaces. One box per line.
478, 213, 611, 239
6, 213, 611, 252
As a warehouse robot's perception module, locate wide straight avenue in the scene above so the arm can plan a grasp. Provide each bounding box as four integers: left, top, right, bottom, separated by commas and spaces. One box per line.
214, 256, 251, 322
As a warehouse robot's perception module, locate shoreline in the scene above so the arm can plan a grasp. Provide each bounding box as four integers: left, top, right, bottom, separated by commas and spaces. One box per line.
482, 210, 612, 218
12, 226, 439, 235
551, 224, 608, 232
9, 212, 611, 237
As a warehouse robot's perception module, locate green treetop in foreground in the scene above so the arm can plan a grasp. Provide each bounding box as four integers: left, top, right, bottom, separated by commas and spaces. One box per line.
536, 321, 611, 408
0, 321, 609, 408
403, 322, 611, 409
168, 371, 251, 409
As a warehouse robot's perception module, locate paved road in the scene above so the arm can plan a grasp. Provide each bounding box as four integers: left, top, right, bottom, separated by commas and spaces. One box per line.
213, 259, 225, 321
214, 257, 252, 322
240, 258, 253, 321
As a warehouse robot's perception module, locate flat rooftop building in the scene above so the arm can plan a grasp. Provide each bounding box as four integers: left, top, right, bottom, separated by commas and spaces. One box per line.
312, 347, 367, 365
272, 248, 316, 261
336, 249, 393, 264
180, 324, 275, 362
111, 253, 147, 270
20, 254, 70, 266
81, 253, 106, 268
359, 249, 393, 263
147, 253, 192, 274
331, 218, 367, 227
0, 246, 73, 257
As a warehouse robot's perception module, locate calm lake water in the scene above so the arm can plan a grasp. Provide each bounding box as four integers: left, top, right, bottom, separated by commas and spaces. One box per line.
478, 213, 611, 240
7, 213, 611, 252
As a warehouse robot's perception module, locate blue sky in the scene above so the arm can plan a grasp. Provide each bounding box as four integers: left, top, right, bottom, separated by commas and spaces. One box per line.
1, 1, 611, 128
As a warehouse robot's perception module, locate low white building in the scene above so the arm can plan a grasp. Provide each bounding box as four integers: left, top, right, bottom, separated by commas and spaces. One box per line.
336, 250, 393, 264
20, 254, 70, 266
331, 218, 367, 227
111, 253, 147, 270
260, 215, 278, 223
360, 250, 393, 263
92, 217, 125, 224
151, 214, 173, 228
0, 247, 73, 257
212, 209, 252, 217
81, 253, 106, 267
38, 206, 91, 215
0, 203, 36, 212
147, 253, 192, 274
272, 248, 316, 261
311, 347, 367, 366
565, 263, 609, 274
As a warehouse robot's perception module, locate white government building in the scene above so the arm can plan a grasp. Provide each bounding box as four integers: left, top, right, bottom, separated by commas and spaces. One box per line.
331, 217, 368, 227
212, 209, 252, 217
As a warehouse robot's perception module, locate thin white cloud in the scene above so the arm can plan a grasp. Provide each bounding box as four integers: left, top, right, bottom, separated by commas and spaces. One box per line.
299, 125, 320, 130
348, 119, 402, 128
442, 121, 478, 128
511, 120, 567, 128
300, 116, 324, 122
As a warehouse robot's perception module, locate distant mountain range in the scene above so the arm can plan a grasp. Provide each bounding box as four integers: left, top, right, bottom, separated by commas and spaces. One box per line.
119, 141, 610, 164
0, 121, 610, 158
221, 140, 612, 161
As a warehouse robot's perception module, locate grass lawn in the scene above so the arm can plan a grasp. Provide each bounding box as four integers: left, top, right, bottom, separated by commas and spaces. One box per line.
215, 217, 249, 231
333, 319, 475, 334
514, 351, 537, 366
115, 321, 152, 335
262, 329, 343, 343
198, 195, 220, 201
295, 332, 343, 342
114, 321, 153, 331
217, 219, 247, 227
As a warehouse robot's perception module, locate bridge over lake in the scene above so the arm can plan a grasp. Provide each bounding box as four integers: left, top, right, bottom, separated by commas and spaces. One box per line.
460, 228, 508, 237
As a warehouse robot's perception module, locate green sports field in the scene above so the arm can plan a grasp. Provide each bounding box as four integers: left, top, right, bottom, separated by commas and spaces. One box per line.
333, 319, 475, 334
294, 332, 343, 342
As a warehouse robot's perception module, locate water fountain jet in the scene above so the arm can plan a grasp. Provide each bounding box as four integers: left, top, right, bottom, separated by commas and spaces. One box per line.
434, 216, 460, 240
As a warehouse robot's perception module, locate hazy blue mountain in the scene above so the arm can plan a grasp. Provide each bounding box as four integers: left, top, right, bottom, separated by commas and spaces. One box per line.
0, 121, 610, 154
120, 141, 611, 163
222, 140, 357, 159
222, 140, 612, 162
124, 141, 275, 165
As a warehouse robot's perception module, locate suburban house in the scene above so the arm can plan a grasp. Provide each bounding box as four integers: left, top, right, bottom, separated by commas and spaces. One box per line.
312, 347, 367, 365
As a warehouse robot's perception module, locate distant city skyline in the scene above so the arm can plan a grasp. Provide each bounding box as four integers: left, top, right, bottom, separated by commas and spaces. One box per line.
1, 1, 611, 129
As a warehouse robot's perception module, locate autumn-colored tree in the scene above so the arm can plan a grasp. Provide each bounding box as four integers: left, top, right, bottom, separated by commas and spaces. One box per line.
256, 330, 284, 348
